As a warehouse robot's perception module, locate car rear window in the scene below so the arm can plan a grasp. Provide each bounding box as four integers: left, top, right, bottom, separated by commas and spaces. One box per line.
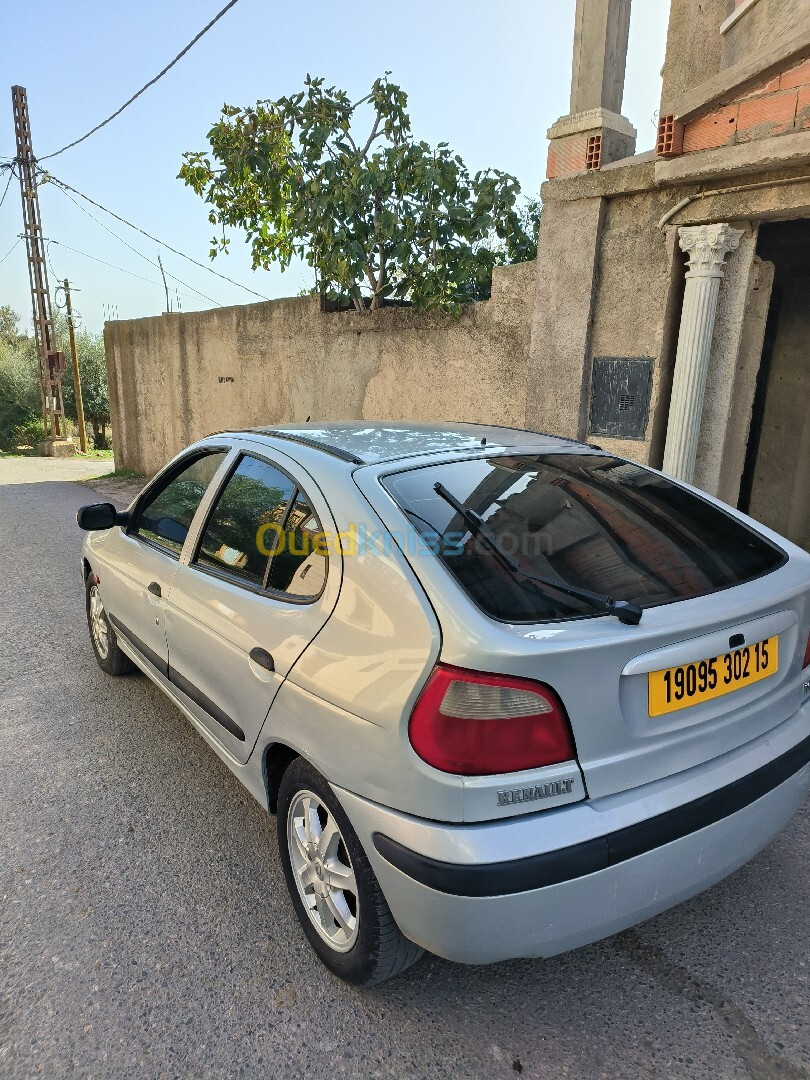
382, 454, 785, 623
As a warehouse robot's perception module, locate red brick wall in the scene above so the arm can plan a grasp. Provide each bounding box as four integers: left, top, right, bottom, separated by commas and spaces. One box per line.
546, 134, 589, 180
657, 57, 810, 158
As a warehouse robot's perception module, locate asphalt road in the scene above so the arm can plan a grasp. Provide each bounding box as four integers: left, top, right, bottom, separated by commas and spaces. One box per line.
1, 456, 808, 1080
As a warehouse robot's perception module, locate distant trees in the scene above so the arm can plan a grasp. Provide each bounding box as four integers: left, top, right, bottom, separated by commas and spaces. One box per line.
0, 307, 111, 451
180, 74, 540, 313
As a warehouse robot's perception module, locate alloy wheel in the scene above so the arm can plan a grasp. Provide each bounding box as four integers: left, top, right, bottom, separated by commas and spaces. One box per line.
287, 789, 359, 952
88, 584, 110, 660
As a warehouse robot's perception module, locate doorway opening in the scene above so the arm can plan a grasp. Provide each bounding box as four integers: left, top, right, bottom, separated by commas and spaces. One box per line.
739, 219, 810, 551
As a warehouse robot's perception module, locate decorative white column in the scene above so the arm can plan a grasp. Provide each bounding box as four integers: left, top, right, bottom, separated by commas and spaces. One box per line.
662, 223, 743, 484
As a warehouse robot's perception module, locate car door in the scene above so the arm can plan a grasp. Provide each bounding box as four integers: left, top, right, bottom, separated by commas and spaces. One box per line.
163, 447, 341, 765
98, 448, 230, 677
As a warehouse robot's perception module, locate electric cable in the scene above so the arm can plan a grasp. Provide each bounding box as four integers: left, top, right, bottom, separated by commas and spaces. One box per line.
48, 181, 222, 307
0, 237, 21, 266
0, 167, 14, 209
39, 0, 242, 161
45, 237, 208, 305
42, 170, 270, 301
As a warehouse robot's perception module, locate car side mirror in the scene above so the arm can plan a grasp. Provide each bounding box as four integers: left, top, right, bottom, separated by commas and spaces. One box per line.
77, 502, 127, 531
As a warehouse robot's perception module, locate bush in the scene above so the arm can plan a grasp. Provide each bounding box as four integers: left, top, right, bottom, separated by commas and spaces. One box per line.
12, 416, 45, 451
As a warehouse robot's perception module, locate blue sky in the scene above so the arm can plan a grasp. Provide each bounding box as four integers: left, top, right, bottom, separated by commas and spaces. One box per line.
0, 1, 669, 333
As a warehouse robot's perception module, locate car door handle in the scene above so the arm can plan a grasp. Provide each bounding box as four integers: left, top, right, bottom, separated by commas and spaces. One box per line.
147, 581, 161, 598
249, 647, 275, 673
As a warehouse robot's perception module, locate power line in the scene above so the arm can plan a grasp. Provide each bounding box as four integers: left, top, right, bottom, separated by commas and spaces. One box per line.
0, 237, 21, 266
39, 0, 242, 161
47, 181, 222, 307
0, 166, 14, 209
41, 170, 271, 301
45, 237, 209, 305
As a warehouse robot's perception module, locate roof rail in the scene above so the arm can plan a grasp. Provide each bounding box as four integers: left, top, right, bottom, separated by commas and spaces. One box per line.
258, 429, 365, 465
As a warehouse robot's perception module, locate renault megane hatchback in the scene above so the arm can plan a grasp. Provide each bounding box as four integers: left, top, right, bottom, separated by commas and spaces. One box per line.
77, 423, 810, 985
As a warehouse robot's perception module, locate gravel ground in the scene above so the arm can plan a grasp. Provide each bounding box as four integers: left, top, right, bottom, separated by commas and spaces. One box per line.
1, 456, 808, 1080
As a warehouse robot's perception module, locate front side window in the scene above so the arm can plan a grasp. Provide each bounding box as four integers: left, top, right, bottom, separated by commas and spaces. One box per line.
195, 455, 296, 587
132, 451, 227, 557
383, 454, 785, 623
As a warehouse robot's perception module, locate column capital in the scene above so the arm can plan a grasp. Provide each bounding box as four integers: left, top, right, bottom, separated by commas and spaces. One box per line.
678, 223, 744, 278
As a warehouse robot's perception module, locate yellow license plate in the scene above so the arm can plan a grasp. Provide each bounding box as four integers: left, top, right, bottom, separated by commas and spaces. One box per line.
648, 636, 778, 717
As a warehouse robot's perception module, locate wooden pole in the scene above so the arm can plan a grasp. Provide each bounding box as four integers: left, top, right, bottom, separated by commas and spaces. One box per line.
63, 279, 88, 453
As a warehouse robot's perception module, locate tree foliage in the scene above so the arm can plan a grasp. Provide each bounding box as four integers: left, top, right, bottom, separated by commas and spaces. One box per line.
180, 75, 540, 312
0, 308, 110, 450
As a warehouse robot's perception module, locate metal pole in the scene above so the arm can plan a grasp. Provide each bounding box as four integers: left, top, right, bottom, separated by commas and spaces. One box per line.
11, 84, 66, 446
63, 279, 88, 453
157, 253, 171, 312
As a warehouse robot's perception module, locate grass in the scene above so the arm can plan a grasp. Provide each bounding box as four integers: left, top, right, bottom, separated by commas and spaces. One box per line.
1, 447, 114, 460
76, 448, 115, 460
90, 467, 145, 481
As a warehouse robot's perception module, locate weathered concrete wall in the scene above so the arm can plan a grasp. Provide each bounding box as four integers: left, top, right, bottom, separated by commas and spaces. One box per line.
524, 194, 606, 441
661, 0, 810, 117
660, 0, 726, 115
722, 0, 809, 71
526, 161, 810, 492
105, 262, 536, 476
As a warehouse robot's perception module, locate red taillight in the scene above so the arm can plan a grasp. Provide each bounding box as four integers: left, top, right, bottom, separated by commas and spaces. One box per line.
409, 664, 574, 776
803, 632, 810, 670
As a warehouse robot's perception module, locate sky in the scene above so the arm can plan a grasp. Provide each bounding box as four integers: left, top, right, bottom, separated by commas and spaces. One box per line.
0, 0, 670, 334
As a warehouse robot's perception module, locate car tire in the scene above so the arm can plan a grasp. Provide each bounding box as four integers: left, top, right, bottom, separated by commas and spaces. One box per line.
277, 757, 423, 986
85, 575, 135, 676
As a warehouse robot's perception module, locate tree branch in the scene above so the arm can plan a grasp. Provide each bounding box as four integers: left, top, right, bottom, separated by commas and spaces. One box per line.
360, 109, 383, 160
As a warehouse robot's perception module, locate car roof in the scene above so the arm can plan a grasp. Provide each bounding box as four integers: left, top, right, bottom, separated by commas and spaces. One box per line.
226, 422, 587, 466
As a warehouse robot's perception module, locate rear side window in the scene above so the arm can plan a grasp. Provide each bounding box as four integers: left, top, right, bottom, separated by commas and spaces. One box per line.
195, 456, 296, 587
383, 454, 785, 623
133, 451, 227, 557
194, 454, 328, 599
266, 490, 328, 598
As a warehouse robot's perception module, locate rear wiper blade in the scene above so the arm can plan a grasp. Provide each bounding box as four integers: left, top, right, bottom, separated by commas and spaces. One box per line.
433, 481, 643, 626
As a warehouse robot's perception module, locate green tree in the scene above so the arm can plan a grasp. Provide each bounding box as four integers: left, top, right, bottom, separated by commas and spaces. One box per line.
179, 75, 539, 312
54, 316, 111, 449
0, 309, 111, 451
0, 313, 40, 451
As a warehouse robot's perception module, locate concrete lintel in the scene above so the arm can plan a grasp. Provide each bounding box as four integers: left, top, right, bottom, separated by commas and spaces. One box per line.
673, 26, 810, 123
654, 132, 810, 186
540, 158, 657, 202
547, 108, 637, 141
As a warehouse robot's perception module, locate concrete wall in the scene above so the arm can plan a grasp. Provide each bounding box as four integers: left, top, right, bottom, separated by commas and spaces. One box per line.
105, 261, 536, 476
722, 0, 809, 70
526, 160, 810, 490
661, 0, 810, 119
660, 0, 727, 115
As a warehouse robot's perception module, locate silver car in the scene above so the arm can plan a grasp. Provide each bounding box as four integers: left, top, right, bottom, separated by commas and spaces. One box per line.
78, 423, 810, 985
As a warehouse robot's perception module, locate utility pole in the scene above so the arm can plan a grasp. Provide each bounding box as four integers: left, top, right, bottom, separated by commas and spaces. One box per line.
11, 84, 67, 447
157, 252, 171, 312
63, 279, 88, 453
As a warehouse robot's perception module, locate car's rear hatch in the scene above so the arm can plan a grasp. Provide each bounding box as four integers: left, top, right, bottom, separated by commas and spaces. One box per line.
364, 450, 810, 799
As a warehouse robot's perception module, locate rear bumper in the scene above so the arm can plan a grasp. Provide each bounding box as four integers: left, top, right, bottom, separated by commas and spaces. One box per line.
334, 703, 810, 964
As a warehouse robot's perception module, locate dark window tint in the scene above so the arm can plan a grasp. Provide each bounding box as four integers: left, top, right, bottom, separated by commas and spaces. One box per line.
266, 491, 327, 598
134, 451, 227, 556
383, 454, 785, 623
195, 456, 295, 587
